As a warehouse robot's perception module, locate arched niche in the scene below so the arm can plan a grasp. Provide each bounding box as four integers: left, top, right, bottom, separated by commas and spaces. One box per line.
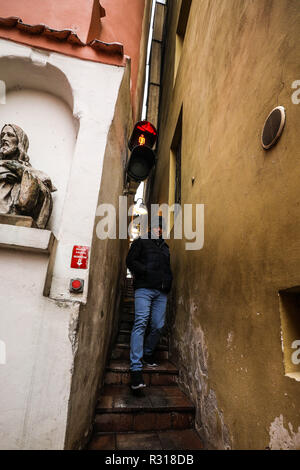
0, 55, 74, 111
0, 56, 78, 235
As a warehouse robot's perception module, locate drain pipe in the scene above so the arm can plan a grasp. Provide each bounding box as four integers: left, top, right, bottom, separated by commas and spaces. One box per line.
137, 0, 166, 202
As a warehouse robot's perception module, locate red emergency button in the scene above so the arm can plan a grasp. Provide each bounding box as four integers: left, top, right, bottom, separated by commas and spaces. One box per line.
70, 278, 84, 293
72, 280, 81, 289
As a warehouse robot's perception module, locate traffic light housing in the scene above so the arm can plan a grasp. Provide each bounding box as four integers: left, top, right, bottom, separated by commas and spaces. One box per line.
126, 121, 157, 182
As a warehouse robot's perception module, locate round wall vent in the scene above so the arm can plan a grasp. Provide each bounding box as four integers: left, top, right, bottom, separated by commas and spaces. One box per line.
261, 106, 286, 150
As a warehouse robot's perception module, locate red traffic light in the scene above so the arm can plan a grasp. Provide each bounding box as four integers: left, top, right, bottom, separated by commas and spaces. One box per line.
127, 120, 157, 182
128, 120, 157, 151
126, 145, 155, 181
136, 121, 157, 135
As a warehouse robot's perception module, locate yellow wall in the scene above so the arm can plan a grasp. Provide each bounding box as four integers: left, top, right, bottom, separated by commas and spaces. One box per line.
152, 0, 300, 449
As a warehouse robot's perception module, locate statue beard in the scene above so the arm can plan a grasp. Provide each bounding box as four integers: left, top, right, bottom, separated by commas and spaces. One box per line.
0, 142, 18, 159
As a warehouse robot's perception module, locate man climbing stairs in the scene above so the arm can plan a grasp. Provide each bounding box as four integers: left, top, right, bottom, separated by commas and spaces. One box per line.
87, 278, 203, 451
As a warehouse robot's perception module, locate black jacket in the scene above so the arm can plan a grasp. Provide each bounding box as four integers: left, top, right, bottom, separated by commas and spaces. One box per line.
126, 234, 173, 293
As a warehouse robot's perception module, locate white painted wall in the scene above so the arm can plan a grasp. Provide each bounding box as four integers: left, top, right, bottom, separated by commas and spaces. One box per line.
0, 248, 77, 450
0, 39, 125, 449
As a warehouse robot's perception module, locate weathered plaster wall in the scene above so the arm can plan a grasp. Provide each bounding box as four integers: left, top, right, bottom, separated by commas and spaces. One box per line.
153, 0, 300, 449
0, 38, 125, 449
0, 248, 78, 450
64, 64, 132, 450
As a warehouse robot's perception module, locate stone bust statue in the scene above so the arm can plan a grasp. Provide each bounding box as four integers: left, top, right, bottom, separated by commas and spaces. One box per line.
0, 124, 57, 229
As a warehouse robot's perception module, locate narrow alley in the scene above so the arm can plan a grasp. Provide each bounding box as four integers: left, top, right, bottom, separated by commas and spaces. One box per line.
88, 277, 203, 451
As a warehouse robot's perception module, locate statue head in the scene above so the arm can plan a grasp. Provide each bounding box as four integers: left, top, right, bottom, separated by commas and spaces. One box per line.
0, 124, 30, 164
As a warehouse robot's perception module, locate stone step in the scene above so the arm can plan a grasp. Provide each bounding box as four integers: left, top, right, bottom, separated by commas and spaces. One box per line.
120, 314, 134, 324
117, 330, 169, 346
125, 290, 134, 296
117, 333, 130, 344
123, 297, 134, 304
94, 385, 195, 433
88, 429, 203, 451
121, 308, 134, 313
120, 321, 133, 331
120, 305, 132, 315
120, 312, 134, 319
121, 306, 134, 312
105, 360, 178, 386
111, 343, 168, 361
111, 343, 169, 361
120, 316, 134, 324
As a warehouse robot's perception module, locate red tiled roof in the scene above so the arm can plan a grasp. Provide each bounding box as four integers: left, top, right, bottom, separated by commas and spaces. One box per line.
0, 16, 124, 57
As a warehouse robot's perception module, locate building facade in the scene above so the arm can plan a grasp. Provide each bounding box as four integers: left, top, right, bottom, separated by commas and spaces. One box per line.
149, 0, 300, 450
0, 0, 152, 450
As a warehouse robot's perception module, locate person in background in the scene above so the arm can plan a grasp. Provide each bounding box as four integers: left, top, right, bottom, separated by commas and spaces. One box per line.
126, 215, 173, 390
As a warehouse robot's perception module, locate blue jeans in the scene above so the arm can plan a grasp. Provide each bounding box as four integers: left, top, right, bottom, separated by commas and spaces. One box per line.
130, 288, 168, 371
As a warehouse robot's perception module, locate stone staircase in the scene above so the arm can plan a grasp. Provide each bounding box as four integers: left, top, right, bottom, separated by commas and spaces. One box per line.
87, 278, 203, 451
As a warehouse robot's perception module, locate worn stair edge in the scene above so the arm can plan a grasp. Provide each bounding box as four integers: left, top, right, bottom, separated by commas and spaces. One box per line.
88, 429, 204, 451
106, 360, 178, 374
117, 334, 169, 347
119, 316, 134, 322
105, 372, 178, 386
111, 348, 169, 360
105, 375, 178, 386
96, 404, 194, 414
105, 361, 178, 385
95, 387, 194, 414
96, 396, 194, 413
118, 329, 169, 340
94, 411, 195, 433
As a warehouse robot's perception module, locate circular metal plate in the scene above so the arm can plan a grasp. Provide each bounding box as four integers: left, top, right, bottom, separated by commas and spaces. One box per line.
261, 106, 286, 150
